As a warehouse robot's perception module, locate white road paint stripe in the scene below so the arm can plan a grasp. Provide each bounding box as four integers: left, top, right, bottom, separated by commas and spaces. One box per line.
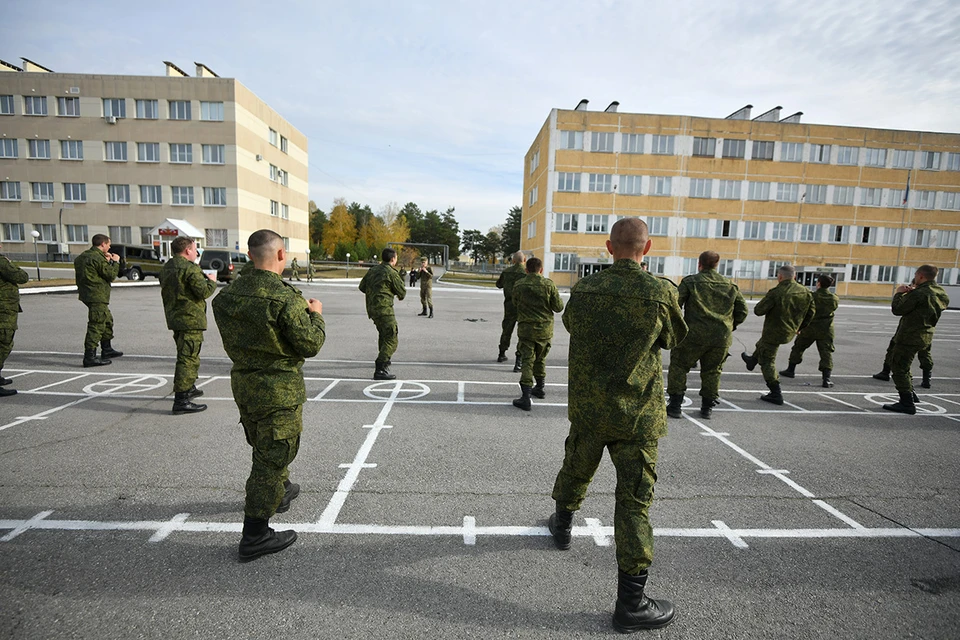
712, 520, 749, 548
312, 379, 339, 400
819, 394, 870, 411
0, 395, 97, 433
194, 376, 223, 389
27, 373, 91, 392
462, 516, 476, 546
148, 513, 191, 542
718, 398, 744, 411
457, 381, 465, 403
811, 500, 865, 529
927, 394, 960, 408
782, 400, 808, 411
0, 510, 54, 541
582, 518, 611, 546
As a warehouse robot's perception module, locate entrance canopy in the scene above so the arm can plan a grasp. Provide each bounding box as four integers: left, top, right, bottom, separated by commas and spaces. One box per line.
147, 219, 205, 260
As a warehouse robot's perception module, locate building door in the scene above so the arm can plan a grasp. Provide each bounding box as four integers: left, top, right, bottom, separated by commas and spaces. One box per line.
578, 263, 609, 279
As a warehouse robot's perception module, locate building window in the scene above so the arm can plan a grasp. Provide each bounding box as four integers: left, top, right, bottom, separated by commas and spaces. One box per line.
682, 258, 698, 276
206, 228, 229, 247
937, 230, 957, 248
528, 185, 538, 205
617, 175, 641, 195
137, 142, 160, 162
649, 176, 672, 196
107, 226, 132, 244
268, 128, 278, 147
282, 237, 290, 251
24, 96, 48, 116
200, 101, 224, 121
891, 149, 915, 169
554, 253, 575, 271
557, 172, 581, 192
63, 183, 86, 202
943, 192, 960, 210
833, 186, 855, 205
686, 218, 709, 237
742, 221, 766, 240
33, 224, 57, 241
555, 214, 578, 232
717, 259, 734, 277
776, 183, 799, 202
722, 139, 746, 159
107, 184, 130, 204
270, 164, 279, 181
0, 95, 14, 115
747, 181, 770, 201
850, 264, 872, 282
860, 188, 882, 206
692, 137, 716, 157
621, 133, 643, 154
281, 204, 289, 220
882, 227, 901, 246
281, 136, 288, 153
527, 220, 536, 239
908, 229, 927, 247
279, 169, 289, 187
171, 186, 195, 206
591, 132, 614, 152
140, 227, 153, 244
828, 225, 848, 243
169, 100, 191, 120
936, 269, 957, 285
136, 99, 158, 119
169, 143, 193, 163
203, 187, 226, 206
202, 144, 225, 164
780, 142, 803, 162
0, 181, 21, 201
946, 153, 960, 171
650, 135, 675, 155
0, 139, 18, 158
888, 189, 906, 207
767, 261, 790, 278
588, 174, 613, 192
270, 200, 280, 217
718, 220, 738, 238
806, 184, 827, 204
102, 98, 125, 118
836, 146, 859, 165
920, 151, 941, 170
140, 185, 162, 205
810, 144, 831, 163
28, 139, 50, 159
2, 223, 24, 241
800, 224, 822, 242
771, 222, 794, 241
752, 141, 775, 160
60, 140, 83, 160
863, 148, 887, 167
689, 179, 712, 199
31, 182, 54, 201
739, 260, 762, 277
585, 214, 609, 234
858, 227, 873, 244
104, 141, 127, 161
915, 190, 936, 209
57, 96, 80, 117
645, 256, 665, 275
529, 150, 539, 173
559, 130, 583, 150
877, 266, 896, 283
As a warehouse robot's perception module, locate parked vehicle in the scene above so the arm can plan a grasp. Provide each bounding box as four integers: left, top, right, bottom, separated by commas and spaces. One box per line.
199, 249, 250, 282
111, 244, 165, 281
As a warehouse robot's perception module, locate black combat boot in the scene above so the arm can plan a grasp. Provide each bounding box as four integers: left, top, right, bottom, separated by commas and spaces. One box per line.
612, 569, 676, 632
883, 391, 917, 415
83, 348, 111, 368
274, 481, 300, 514
872, 366, 891, 381
760, 382, 784, 405
911, 390, 920, 403
373, 361, 396, 381
547, 507, 574, 550
780, 362, 797, 378
186, 385, 204, 399
666, 394, 683, 419
513, 353, 522, 373
700, 398, 714, 419
512, 384, 532, 411
428, 306, 434, 318
418, 306, 428, 316
531, 377, 546, 399
0, 386, 16, 397
100, 340, 123, 358
822, 369, 834, 388
741, 351, 758, 371
172, 391, 207, 415
921, 370, 932, 389
0, 369, 11, 386
497, 349, 508, 363
238, 517, 297, 563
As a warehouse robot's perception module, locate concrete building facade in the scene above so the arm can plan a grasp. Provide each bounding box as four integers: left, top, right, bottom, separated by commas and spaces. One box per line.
522, 101, 960, 296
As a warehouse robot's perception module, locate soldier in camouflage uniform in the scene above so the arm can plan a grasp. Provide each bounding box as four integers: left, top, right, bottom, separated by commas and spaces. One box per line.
359, 247, 406, 380
510, 257, 564, 411
548, 218, 686, 632
74, 234, 124, 368
781, 275, 839, 388
496, 251, 527, 370
416, 257, 434, 317
212, 229, 325, 562
160, 237, 218, 415
289, 257, 301, 281
666, 251, 747, 419
306, 258, 315, 283
741, 265, 815, 405
0, 242, 29, 397
879, 265, 950, 415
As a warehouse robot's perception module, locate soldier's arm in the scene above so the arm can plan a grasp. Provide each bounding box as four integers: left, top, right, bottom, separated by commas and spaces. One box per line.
676, 279, 689, 309
496, 271, 505, 289
97, 255, 119, 282
279, 298, 326, 358
358, 272, 368, 293
0, 258, 29, 285
391, 271, 406, 300
891, 291, 919, 316
186, 264, 217, 299
754, 291, 774, 316
799, 297, 816, 330
550, 283, 564, 313
733, 290, 748, 329
656, 296, 689, 351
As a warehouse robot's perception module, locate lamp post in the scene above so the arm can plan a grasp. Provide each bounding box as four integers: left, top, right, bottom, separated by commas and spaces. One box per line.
30, 230, 41, 281
346, 252, 350, 279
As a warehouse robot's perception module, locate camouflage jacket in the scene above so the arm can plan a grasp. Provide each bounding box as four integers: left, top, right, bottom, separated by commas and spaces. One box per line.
755, 279, 815, 344
496, 263, 526, 309
75, 247, 119, 305
359, 262, 406, 319
418, 266, 433, 291
159, 255, 218, 332
512, 273, 564, 341
212, 270, 326, 408
676, 268, 747, 346
0, 253, 29, 329
562, 258, 687, 440
799, 287, 839, 340
892, 280, 950, 347
291, 258, 299, 270
238, 261, 256, 278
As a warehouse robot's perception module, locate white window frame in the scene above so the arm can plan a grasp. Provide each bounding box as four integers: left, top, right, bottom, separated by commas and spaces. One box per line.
936, 230, 958, 248
28, 139, 50, 159
807, 184, 828, 204
836, 146, 859, 165
104, 141, 127, 162
24, 96, 48, 116
527, 220, 536, 239
882, 227, 901, 246
281, 203, 289, 220
31, 182, 54, 201
169, 100, 192, 121
66, 224, 89, 243
60, 140, 84, 160
556, 214, 578, 232
621, 133, 643, 154
891, 149, 915, 169
920, 151, 941, 170
809, 144, 831, 163
280, 136, 288, 153
206, 228, 229, 247
752, 140, 775, 161
722, 139, 746, 159
775, 183, 799, 203
850, 264, 872, 282
863, 148, 887, 167
915, 190, 936, 209
946, 153, 960, 171
771, 222, 794, 241
650, 135, 675, 155
860, 188, 883, 207
33, 224, 57, 242
107, 184, 130, 204
270, 200, 280, 217
0, 181, 21, 201
877, 266, 896, 283
943, 192, 960, 211
136, 99, 158, 120
0, 95, 14, 115
799, 224, 822, 243
686, 218, 709, 238
717, 220, 738, 238
0, 139, 18, 158
742, 221, 766, 240
57, 96, 80, 117
689, 179, 712, 199
62, 182, 86, 202
171, 186, 195, 206
269, 128, 279, 147
588, 173, 612, 193
780, 142, 803, 162
833, 186, 855, 206
137, 142, 160, 163
559, 130, 583, 150
828, 225, 848, 244
590, 132, 614, 153
747, 181, 770, 201
169, 143, 193, 164
554, 253, 575, 272
557, 172, 581, 192
200, 101, 224, 121
692, 137, 716, 157
202, 144, 225, 164
2, 222, 24, 241
107, 225, 133, 244
647, 216, 669, 236
619, 175, 642, 195
203, 187, 227, 207
649, 176, 672, 196
140, 185, 162, 205
584, 214, 609, 234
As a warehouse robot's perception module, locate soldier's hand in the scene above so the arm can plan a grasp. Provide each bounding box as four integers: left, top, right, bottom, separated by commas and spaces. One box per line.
896, 284, 913, 294
307, 298, 322, 314
108, 253, 120, 262
206, 272, 216, 281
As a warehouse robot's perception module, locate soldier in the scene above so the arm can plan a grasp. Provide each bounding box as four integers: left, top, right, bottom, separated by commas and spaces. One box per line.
666, 251, 748, 419
879, 265, 949, 415
159, 237, 218, 415
212, 229, 325, 562
0, 241, 29, 397
289, 257, 301, 281
547, 218, 686, 632
510, 257, 564, 411
780, 275, 839, 388
741, 265, 815, 405
416, 257, 434, 317
74, 234, 124, 368
306, 258, 315, 283
359, 247, 406, 380
496, 251, 527, 370
873, 340, 934, 389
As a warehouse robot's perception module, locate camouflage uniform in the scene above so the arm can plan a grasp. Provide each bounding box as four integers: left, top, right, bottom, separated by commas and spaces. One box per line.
552, 259, 687, 574
359, 262, 406, 367
212, 270, 325, 520
888, 281, 949, 394
237, 261, 255, 278
511, 273, 564, 387
290, 258, 301, 281
752, 280, 815, 384
496, 262, 527, 357
0, 254, 29, 372
787, 287, 839, 371
306, 260, 315, 283
418, 264, 434, 308
667, 268, 748, 402
160, 255, 218, 393
74, 246, 120, 349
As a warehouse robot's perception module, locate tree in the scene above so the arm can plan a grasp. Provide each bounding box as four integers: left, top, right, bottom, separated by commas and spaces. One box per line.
309, 201, 327, 250
322, 199, 357, 257
482, 230, 502, 263
348, 202, 375, 231
461, 229, 484, 264
499, 205, 522, 257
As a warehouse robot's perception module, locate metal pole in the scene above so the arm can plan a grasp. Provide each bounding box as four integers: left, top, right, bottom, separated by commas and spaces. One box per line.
34, 238, 41, 281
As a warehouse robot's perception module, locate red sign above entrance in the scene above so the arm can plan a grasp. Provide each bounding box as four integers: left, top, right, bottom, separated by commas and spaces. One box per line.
158, 229, 179, 237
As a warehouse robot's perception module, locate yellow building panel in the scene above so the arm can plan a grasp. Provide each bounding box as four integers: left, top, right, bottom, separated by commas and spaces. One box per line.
617, 154, 684, 172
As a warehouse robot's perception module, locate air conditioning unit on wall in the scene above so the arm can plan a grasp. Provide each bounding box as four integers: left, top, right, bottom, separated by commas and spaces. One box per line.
105, 115, 116, 124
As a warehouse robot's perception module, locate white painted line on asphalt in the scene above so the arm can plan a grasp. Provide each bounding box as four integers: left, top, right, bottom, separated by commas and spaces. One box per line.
927, 394, 960, 408
312, 379, 339, 400
718, 398, 744, 411
712, 520, 749, 549
148, 513, 191, 542
457, 381, 465, 403
582, 518, 611, 546
782, 400, 808, 411
462, 516, 476, 546
5, 370, 36, 379
27, 373, 91, 392
819, 394, 869, 411
194, 376, 223, 389
811, 500, 865, 530
0, 510, 53, 541
0, 396, 97, 433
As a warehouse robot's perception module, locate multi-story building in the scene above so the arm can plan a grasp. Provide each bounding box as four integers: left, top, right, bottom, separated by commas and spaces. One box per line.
0, 58, 308, 261
522, 101, 960, 296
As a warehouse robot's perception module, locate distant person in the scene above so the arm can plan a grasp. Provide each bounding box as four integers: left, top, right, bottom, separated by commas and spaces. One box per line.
640, 261, 649, 272
496, 251, 527, 370
409, 268, 418, 288
780, 275, 839, 388
212, 229, 325, 562
289, 257, 301, 281
74, 234, 123, 368
359, 248, 406, 380
306, 258, 315, 283
159, 237, 218, 415
510, 257, 564, 410
417, 257, 434, 318
0, 241, 29, 397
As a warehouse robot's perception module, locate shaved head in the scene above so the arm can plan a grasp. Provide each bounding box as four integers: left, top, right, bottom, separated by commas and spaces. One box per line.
608, 217, 650, 261
248, 229, 284, 265
512, 251, 526, 264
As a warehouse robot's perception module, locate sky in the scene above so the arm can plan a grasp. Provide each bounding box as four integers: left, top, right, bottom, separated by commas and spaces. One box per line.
5, 0, 960, 232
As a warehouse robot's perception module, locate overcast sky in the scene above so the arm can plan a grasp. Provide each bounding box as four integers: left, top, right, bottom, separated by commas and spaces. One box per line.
5, 0, 959, 232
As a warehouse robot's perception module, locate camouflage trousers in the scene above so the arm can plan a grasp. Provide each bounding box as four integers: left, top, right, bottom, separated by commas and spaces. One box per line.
420, 286, 433, 308
237, 403, 303, 520
0, 328, 15, 370
372, 314, 398, 366
753, 339, 783, 385
173, 330, 203, 393
290, 269, 301, 281
788, 333, 834, 371
83, 302, 114, 350
890, 342, 928, 394
499, 304, 518, 356
667, 339, 730, 401
883, 337, 932, 373
552, 423, 660, 574
517, 337, 550, 387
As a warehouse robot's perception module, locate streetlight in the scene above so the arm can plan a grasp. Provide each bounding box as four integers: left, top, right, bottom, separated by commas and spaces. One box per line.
345, 252, 350, 279
305, 247, 310, 282
30, 230, 41, 281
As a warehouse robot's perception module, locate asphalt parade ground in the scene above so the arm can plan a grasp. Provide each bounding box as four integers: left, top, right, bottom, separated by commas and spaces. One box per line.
1, 279, 958, 639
